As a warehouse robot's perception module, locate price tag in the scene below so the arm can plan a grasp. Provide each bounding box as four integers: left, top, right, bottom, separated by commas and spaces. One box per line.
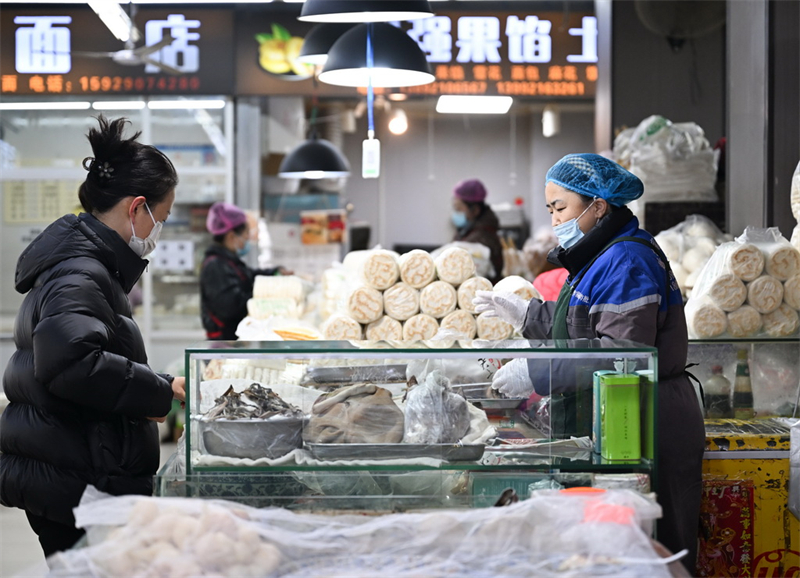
362, 138, 380, 179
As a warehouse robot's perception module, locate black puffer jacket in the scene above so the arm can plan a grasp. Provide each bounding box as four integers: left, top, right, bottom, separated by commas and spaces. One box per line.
0, 213, 173, 526
200, 244, 278, 340
454, 205, 505, 284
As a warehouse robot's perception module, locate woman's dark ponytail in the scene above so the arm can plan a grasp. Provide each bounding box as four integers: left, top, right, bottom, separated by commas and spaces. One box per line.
78, 115, 178, 214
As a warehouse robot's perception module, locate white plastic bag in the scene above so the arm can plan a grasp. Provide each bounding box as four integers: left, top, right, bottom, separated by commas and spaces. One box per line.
403, 370, 471, 444
615, 115, 719, 203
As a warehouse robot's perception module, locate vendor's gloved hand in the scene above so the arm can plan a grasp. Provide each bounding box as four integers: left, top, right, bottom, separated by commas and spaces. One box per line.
472, 291, 527, 331
491, 357, 535, 398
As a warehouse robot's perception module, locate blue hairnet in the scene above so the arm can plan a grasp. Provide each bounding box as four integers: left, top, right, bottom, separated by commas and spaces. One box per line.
545, 153, 644, 207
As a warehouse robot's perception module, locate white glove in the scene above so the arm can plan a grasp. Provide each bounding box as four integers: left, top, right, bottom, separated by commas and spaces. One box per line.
491, 357, 534, 398
472, 290, 527, 331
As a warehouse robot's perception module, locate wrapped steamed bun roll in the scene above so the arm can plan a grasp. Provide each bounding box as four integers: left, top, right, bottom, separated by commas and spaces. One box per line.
708, 274, 747, 311
398, 249, 437, 289
419, 281, 458, 319
728, 243, 764, 281
346, 286, 384, 324
365, 316, 403, 341
322, 314, 363, 340
762, 303, 800, 337
434, 247, 476, 286
746, 275, 784, 314
726, 305, 763, 338
457, 276, 493, 313
362, 250, 400, 290
764, 244, 800, 281
685, 297, 727, 338
383, 282, 420, 321
439, 309, 477, 339
783, 275, 800, 310
402, 314, 439, 341
493, 275, 542, 301
476, 311, 513, 340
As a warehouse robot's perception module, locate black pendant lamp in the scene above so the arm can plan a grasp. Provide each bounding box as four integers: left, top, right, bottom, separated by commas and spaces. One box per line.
278, 135, 351, 179
299, 0, 434, 23
318, 22, 434, 88
297, 23, 355, 65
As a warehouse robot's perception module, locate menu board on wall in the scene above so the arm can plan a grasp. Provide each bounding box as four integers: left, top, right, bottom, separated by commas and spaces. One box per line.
0, 7, 234, 96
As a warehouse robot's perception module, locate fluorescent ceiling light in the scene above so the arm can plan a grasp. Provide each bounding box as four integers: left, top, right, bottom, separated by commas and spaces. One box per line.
92, 101, 146, 110
436, 95, 513, 114
87, 0, 140, 43
148, 99, 226, 110
0, 101, 91, 111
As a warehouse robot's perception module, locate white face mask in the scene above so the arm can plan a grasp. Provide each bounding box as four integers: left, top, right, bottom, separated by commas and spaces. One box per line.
129, 203, 162, 258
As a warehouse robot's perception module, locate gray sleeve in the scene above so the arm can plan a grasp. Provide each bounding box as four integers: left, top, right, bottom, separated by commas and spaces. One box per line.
521, 299, 556, 339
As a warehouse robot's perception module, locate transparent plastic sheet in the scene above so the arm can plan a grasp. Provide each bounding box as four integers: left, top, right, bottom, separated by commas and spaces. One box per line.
236, 316, 321, 341
618, 115, 719, 202
791, 420, 800, 520
653, 214, 729, 297
403, 370, 471, 444
522, 227, 559, 278
47, 487, 673, 578
302, 384, 405, 444
686, 227, 800, 338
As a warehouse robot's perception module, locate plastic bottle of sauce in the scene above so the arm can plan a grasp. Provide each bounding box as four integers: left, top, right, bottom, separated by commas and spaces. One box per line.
704, 365, 732, 418
733, 349, 755, 419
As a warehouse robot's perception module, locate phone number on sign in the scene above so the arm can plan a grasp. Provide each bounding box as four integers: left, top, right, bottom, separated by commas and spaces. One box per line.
79, 75, 201, 92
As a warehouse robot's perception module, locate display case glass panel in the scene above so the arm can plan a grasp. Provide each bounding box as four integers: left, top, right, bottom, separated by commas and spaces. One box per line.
170, 339, 658, 510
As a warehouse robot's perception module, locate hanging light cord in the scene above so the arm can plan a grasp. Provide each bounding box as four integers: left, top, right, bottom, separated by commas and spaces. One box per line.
366, 22, 375, 139
309, 74, 319, 138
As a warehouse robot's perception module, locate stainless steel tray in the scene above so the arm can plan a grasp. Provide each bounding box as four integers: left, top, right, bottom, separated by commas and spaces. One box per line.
300, 364, 408, 385
469, 398, 526, 410
305, 443, 485, 462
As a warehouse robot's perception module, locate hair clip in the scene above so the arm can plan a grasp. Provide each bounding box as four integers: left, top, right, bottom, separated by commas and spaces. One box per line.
82, 157, 95, 171
97, 162, 114, 179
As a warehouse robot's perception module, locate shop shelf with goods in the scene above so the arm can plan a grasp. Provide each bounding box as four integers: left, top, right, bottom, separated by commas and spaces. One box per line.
0, 100, 235, 373
155, 339, 658, 512
687, 337, 799, 578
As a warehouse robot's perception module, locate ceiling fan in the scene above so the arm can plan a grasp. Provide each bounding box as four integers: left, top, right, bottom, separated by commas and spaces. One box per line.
77, 1, 182, 75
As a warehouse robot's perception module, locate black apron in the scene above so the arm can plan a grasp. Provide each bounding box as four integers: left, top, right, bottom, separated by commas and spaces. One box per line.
548, 236, 672, 438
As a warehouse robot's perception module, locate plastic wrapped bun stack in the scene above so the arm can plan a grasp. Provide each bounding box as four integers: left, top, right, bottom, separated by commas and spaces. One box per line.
654, 214, 730, 298
685, 226, 800, 338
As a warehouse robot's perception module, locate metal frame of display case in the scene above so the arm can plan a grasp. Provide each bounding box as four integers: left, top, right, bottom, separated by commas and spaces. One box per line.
164, 339, 659, 511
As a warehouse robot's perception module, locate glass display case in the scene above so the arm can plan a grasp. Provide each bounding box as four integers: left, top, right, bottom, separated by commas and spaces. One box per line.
156, 339, 658, 511
687, 338, 799, 577
687, 338, 799, 418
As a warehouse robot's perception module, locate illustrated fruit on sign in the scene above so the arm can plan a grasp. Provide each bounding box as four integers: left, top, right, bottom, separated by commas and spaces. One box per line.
255, 23, 315, 79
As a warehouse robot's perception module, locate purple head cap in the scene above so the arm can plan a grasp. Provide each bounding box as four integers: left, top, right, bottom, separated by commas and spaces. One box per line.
453, 178, 487, 203
206, 202, 247, 235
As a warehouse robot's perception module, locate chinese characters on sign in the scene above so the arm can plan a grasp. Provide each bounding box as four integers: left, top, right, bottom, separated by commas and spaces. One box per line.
1, 9, 232, 95
402, 12, 597, 98
144, 14, 201, 74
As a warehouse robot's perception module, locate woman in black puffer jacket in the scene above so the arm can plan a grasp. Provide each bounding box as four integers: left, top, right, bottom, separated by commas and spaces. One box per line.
0, 116, 186, 558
